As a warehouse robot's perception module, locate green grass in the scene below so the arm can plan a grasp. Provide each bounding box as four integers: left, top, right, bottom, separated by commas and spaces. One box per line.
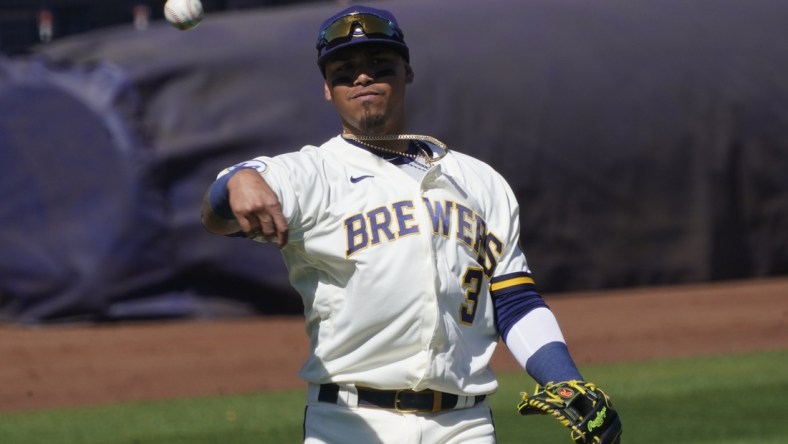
1, 350, 786, 444
493, 350, 788, 444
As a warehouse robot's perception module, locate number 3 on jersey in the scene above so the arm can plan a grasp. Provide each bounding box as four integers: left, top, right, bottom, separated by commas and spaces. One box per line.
460, 267, 484, 325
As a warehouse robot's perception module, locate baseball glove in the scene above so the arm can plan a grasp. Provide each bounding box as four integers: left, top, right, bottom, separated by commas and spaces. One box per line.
517, 380, 622, 444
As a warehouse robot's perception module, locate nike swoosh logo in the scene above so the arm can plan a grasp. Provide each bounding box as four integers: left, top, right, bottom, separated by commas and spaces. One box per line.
350, 175, 374, 183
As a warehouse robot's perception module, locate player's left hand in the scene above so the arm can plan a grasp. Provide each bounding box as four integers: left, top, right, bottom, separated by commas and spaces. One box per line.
226, 168, 289, 248
517, 380, 622, 444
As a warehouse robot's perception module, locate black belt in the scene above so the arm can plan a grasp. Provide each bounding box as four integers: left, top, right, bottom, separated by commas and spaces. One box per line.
318, 383, 486, 413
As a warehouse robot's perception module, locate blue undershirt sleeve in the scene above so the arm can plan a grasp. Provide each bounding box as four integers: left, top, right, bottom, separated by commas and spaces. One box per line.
490, 272, 584, 384
525, 341, 584, 385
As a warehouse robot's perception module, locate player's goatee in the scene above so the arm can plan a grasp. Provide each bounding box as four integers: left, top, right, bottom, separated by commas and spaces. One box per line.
358, 113, 386, 134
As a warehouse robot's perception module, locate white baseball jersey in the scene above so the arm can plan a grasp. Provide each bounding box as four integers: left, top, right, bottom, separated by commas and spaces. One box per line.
226, 135, 531, 396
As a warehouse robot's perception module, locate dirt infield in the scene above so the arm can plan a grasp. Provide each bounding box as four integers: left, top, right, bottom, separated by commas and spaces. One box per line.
1, 278, 787, 412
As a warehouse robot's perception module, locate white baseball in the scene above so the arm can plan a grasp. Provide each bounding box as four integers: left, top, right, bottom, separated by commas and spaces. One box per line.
164, 0, 204, 31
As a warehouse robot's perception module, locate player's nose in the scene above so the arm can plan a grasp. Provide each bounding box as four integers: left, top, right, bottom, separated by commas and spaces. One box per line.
353, 69, 375, 86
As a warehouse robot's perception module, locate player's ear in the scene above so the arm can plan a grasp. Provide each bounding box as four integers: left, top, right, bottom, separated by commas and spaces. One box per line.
324, 82, 333, 101
405, 63, 414, 84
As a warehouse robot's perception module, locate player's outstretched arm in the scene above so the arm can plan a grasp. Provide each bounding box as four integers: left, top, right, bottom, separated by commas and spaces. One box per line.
201, 168, 289, 247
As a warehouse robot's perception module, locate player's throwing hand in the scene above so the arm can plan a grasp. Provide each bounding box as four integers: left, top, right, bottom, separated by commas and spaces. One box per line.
226, 169, 288, 247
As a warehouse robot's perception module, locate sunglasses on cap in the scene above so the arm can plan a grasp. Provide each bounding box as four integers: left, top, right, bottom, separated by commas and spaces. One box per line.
316, 12, 404, 50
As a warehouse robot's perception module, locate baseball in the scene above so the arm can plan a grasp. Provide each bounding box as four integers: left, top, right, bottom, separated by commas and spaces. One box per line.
164, 0, 204, 31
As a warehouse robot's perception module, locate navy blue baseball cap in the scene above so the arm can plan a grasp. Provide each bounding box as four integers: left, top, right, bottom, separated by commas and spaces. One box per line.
316, 5, 409, 72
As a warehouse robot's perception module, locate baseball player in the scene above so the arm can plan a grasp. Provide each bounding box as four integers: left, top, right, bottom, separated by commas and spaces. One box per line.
201, 5, 621, 444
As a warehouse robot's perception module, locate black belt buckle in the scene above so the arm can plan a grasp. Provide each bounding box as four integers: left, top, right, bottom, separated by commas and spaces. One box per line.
394, 389, 442, 413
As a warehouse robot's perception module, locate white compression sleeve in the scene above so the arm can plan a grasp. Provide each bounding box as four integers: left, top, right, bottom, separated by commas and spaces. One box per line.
503, 306, 567, 370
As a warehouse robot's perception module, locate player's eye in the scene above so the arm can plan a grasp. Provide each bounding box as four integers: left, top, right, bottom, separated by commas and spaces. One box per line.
373, 68, 395, 78
325, 61, 352, 76
329, 75, 354, 86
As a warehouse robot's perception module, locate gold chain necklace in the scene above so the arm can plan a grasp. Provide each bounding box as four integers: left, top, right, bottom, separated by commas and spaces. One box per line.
342, 133, 449, 163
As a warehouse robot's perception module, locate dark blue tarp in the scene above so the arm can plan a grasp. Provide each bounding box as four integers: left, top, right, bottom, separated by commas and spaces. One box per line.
2, 0, 787, 323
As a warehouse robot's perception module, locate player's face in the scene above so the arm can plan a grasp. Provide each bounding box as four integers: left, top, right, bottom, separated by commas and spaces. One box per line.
323, 45, 414, 136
